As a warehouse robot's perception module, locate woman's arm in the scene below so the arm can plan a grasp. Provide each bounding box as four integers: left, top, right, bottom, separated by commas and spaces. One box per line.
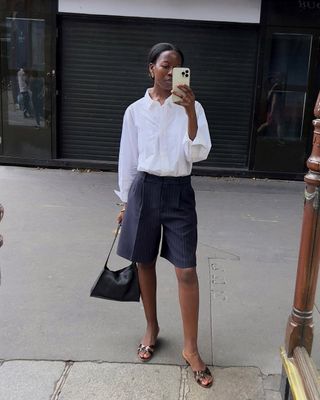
172, 84, 197, 140
172, 84, 211, 162
115, 106, 139, 222
186, 106, 198, 141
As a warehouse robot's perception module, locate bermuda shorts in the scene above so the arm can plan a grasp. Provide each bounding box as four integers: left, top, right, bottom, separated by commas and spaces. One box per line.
117, 172, 197, 268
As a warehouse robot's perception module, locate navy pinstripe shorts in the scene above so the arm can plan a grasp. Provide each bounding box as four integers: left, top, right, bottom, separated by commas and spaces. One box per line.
117, 172, 197, 268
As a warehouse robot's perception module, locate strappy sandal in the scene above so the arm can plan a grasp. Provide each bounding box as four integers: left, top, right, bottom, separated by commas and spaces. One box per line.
137, 344, 155, 362
182, 351, 213, 388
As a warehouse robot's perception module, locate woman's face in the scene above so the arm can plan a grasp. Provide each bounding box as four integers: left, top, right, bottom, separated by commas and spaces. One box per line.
149, 50, 182, 92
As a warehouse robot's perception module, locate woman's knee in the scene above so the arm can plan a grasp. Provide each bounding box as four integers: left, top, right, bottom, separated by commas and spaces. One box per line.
138, 259, 157, 270
175, 267, 198, 286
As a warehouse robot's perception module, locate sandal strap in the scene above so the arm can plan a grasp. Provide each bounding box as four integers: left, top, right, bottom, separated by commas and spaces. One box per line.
138, 344, 155, 355
194, 367, 213, 384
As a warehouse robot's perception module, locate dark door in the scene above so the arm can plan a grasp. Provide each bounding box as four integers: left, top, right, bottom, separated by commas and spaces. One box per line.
253, 28, 320, 173
0, 1, 56, 160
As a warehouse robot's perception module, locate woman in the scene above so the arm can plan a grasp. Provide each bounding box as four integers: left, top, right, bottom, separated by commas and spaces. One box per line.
30, 71, 44, 129
115, 43, 212, 388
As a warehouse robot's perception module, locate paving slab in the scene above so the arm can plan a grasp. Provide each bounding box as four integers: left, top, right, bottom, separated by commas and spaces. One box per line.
0, 359, 282, 400
199, 180, 303, 373
0, 360, 65, 400
265, 391, 282, 400
58, 362, 266, 400
262, 374, 281, 391
185, 366, 265, 400
59, 362, 181, 400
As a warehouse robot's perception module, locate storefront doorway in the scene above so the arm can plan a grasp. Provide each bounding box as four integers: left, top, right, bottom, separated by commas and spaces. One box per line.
0, 1, 56, 160
254, 1, 320, 174
254, 28, 320, 173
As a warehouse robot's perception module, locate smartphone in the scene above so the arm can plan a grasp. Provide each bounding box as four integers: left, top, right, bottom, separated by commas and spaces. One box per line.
172, 67, 191, 103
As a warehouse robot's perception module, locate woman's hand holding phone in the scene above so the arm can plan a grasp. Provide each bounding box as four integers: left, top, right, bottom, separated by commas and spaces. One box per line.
172, 67, 195, 113
172, 67, 197, 139
173, 84, 195, 110
172, 67, 190, 101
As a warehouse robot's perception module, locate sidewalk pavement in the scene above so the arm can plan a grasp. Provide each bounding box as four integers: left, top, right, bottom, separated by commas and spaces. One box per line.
0, 166, 312, 399
0, 360, 282, 400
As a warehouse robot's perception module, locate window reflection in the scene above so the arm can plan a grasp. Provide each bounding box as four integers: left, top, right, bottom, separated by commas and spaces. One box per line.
258, 34, 311, 141
258, 88, 306, 140
269, 33, 311, 88
5, 17, 45, 128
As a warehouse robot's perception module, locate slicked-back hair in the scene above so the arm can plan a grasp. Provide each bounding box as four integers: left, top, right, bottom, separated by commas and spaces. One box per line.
147, 42, 184, 69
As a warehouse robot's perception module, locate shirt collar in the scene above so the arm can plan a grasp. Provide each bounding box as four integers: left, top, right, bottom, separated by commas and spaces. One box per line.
144, 89, 174, 110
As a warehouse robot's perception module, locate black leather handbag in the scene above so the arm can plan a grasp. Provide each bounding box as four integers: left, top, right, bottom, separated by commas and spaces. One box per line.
90, 225, 140, 302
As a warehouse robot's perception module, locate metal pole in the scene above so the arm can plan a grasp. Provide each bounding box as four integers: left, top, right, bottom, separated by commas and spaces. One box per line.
285, 92, 320, 357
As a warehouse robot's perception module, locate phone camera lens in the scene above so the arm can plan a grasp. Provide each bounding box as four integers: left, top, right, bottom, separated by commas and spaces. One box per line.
182, 71, 185, 76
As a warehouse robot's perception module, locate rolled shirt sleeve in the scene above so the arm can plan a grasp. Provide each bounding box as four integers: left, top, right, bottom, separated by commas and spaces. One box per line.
114, 106, 139, 203
183, 102, 212, 163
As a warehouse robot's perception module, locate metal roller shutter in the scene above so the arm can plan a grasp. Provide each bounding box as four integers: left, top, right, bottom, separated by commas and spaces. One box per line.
58, 15, 258, 169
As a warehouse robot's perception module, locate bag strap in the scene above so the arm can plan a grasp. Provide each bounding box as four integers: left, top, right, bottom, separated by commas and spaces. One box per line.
104, 224, 121, 270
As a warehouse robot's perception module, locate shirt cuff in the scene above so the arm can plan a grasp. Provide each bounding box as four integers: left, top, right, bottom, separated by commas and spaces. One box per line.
183, 132, 210, 163
114, 189, 128, 203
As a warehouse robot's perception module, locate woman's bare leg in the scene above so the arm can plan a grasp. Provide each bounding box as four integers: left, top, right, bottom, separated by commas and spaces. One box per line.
137, 260, 159, 358
175, 267, 212, 385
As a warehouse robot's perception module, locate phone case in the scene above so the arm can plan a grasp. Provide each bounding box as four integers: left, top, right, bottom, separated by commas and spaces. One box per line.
172, 67, 191, 103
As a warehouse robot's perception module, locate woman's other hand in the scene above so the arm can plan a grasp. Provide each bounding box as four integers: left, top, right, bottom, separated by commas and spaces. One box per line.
0, 204, 3, 222
116, 209, 125, 225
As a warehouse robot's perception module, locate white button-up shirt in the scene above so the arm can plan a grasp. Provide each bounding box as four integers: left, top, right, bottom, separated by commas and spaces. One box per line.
115, 89, 212, 202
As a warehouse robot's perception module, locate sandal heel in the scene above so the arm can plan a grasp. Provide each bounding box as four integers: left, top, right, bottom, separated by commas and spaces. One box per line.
182, 356, 190, 366
182, 351, 189, 365
182, 351, 213, 389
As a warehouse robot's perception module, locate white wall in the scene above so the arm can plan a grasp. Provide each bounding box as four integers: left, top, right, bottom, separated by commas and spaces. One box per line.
58, 0, 261, 23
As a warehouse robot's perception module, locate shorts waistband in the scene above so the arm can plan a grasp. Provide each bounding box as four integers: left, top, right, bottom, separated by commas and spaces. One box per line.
138, 171, 191, 184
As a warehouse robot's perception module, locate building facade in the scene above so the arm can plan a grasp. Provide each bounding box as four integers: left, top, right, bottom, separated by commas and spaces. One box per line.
0, 0, 319, 179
